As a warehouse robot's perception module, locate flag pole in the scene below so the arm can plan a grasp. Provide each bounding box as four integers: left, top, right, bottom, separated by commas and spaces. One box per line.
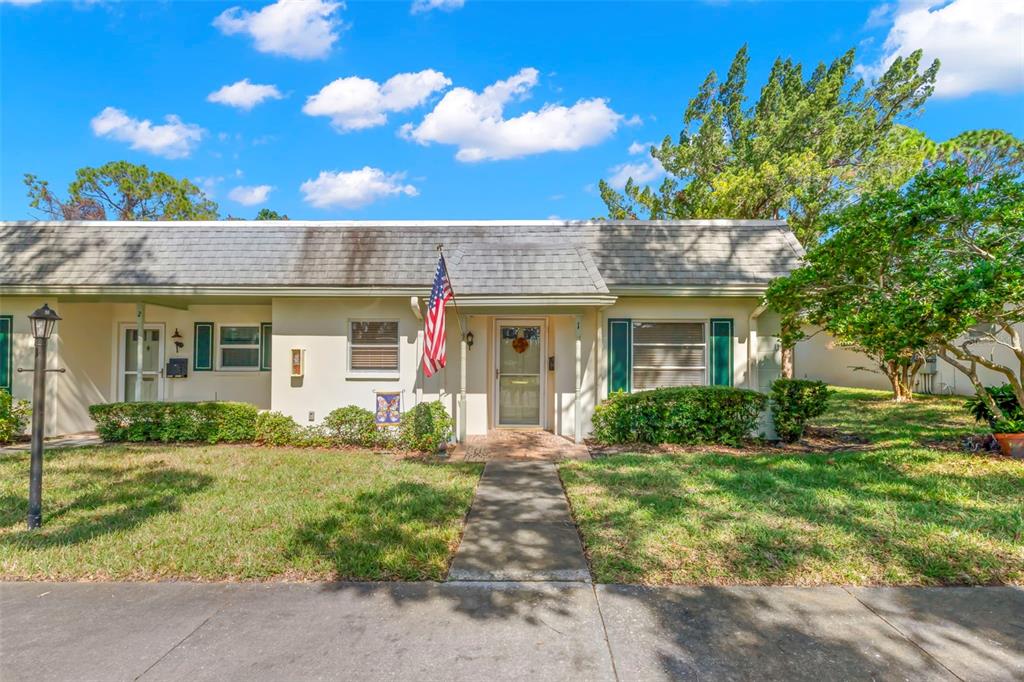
436, 243, 468, 445
436, 244, 466, 337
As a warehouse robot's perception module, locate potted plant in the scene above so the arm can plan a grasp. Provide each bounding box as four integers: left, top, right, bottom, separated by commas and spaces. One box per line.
993, 417, 1024, 459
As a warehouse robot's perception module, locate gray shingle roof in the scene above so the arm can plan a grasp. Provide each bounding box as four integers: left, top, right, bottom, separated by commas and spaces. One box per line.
0, 220, 803, 295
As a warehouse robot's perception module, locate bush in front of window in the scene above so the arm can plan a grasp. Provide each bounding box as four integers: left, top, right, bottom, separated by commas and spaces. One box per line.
0, 389, 31, 445
769, 378, 832, 443
399, 401, 453, 452
89, 401, 258, 443
324, 405, 378, 447
591, 386, 768, 446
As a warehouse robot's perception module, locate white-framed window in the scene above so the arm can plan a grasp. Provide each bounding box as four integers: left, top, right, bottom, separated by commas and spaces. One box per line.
349, 320, 400, 373
631, 320, 707, 389
219, 325, 261, 370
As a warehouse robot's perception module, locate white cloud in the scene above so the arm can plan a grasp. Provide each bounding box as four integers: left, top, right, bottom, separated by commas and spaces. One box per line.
213, 0, 342, 60
208, 79, 284, 110
228, 184, 274, 205
1, 0, 45, 5
410, 0, 464, 14
401, 68, 624, 161
861, 0, 1024, 98
303, 70, 451, 132
627, 140, 653, 155
301, 167, 418, 209
90, 106, 205, 159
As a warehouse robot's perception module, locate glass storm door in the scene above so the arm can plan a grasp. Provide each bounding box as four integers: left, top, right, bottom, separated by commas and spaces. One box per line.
496, 323, 543, 426
122, 326, 164, 402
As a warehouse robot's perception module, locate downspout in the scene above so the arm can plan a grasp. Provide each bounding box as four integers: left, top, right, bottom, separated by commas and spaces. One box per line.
410, 297, 423, 407
748, 303, 767, 391
574, 314, 582, 444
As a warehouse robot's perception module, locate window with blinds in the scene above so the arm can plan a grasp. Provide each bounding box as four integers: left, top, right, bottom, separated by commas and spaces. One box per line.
632, 321, 706, 389
350, 320, 400, 372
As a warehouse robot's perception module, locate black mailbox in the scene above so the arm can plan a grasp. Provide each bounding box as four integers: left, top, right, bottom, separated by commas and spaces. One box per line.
166, 358, 188, 378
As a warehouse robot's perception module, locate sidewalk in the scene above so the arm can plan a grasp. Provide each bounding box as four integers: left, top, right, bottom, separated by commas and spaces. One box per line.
447, 460, 590, 582
2, 582, 1021, 681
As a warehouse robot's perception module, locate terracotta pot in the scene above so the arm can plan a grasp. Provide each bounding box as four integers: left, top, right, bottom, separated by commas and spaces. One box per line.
993, 433, 1024, 459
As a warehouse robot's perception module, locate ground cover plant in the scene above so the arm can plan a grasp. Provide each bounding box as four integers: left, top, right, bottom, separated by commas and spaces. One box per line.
0, 445, 481, 581
560, 387, 1022, 586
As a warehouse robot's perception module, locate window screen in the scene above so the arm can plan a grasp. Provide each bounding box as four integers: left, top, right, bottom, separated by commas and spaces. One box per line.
632, 321, 706, 389
350, 321, 399, 372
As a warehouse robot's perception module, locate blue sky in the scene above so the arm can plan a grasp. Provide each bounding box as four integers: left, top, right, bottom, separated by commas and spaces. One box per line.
1, 0, 1022, 220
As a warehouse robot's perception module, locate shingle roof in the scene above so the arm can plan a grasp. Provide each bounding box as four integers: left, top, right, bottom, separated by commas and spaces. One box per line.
0, 220, 804, 295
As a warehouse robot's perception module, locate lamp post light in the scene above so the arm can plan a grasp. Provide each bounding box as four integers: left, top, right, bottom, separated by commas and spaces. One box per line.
25, 303, 61, 530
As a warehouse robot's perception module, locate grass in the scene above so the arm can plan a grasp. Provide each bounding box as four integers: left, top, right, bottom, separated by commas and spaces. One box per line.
559, 387, 1024, 586
0, 445, 481, 581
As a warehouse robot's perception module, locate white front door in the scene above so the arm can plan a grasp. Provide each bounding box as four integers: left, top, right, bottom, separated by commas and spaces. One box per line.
495, 320, 545, 427
119, 324, 165, 402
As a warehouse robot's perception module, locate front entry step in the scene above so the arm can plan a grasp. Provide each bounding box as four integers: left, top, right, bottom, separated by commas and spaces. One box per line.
447, 461, 591, 582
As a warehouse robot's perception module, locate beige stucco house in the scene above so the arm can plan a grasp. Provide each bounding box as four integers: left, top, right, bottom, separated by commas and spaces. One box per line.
0, 220, 802, 439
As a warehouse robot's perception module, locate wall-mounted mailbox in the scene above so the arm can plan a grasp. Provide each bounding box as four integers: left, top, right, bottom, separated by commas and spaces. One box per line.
166, 358, 188, 378
290, 348, 305, 378
548, 355, 555, 371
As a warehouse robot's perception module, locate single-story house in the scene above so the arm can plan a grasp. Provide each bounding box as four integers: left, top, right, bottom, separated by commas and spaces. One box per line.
0, 220, 802, 440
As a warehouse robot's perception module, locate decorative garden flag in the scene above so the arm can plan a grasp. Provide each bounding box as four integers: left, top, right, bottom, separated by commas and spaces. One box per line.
422, 253, 454, 377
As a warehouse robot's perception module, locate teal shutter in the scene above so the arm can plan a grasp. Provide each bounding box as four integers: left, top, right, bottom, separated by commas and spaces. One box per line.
194, 322, 213, 371
710, 318, 733, 386
608, 319, 631, 393
260, 322, 272, 371
0, 316, 11, 392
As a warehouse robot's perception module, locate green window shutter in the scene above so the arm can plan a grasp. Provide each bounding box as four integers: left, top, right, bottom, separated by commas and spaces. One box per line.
194, 322, 214, 372
260, 322, 272, 371
608, 318, 631, 393
0, 316, 11, 392
710, 318, 733, 386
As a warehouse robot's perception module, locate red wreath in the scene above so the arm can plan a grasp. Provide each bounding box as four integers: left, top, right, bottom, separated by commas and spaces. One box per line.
512, 336, 530, 354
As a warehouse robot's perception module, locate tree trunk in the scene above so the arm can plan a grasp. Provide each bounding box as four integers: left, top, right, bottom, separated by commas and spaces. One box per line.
781, 344, 794, 379
881, 360, 916, 402
938, 347, 1005, 421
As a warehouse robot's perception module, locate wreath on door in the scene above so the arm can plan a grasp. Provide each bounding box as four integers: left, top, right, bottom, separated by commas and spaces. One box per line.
511, 331, 530, 354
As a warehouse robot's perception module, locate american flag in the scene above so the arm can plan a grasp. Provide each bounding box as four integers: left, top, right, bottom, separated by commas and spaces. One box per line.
422, 253, 454, 378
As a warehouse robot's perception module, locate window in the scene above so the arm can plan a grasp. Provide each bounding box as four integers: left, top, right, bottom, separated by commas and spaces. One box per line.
220, 325, 261, 369
350, 320, 399, 372
631, 321, 706, 389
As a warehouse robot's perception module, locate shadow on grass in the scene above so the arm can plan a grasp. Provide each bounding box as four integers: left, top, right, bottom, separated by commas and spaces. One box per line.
563, 450, 1024, 585
0, 459, 213, 548
288, 478, 476, 582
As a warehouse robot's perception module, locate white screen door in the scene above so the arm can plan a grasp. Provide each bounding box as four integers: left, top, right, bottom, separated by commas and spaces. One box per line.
120, 325, 165, 402
495, 322, 544, 427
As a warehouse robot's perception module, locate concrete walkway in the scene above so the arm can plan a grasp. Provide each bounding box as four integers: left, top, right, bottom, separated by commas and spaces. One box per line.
2, 582, 1021, 681
447, 460, 590, 582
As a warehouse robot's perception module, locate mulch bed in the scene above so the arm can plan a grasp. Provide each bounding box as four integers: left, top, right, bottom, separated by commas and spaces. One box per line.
586, 426, 873, 459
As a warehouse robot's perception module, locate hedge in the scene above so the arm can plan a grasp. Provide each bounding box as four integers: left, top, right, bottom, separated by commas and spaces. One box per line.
0, 389, 31, 445
591, 386, 767, 446
769, 378, 832, 443
88, 401, 258, 443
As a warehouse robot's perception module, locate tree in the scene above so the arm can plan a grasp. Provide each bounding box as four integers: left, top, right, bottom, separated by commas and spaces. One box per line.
25, 161, 218, 220
600, 45, 940, 245
254, 208, 288, 220
767, 162, 1024, 409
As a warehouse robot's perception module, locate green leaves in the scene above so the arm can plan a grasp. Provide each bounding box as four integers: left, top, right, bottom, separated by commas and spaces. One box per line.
24, 160, 219, 220
601, 44, 940, 244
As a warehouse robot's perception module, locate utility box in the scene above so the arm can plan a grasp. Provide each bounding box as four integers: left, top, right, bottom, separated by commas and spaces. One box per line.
166, 358, 188, 378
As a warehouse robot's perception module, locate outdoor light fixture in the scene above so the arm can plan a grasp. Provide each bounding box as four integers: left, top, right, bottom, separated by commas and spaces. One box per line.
465, 331, 474, 350
172, 328, 184, 353
28, 303, 61, 341
22, 303, 64, 529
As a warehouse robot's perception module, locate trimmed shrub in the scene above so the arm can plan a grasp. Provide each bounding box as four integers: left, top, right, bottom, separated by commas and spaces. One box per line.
254, 411, 301, 446
399, 401, 453, 452
324, 405, 377, 446
966, 384, 1024, 428
591, 386, 767, 446
769, 378, 831, 443
88, 401, 258, 443
0, 389, 31, 445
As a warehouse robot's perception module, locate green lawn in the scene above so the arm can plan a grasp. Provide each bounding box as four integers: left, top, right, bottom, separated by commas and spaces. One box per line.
560, 387, 1024, 586
0, 445, 481, 581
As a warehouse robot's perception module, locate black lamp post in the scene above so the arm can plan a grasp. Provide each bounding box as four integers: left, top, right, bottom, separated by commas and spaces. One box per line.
25, 303, 61, 530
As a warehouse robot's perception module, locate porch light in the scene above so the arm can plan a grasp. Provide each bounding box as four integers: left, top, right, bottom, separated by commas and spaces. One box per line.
465, 331, 474, 350
28, 304, 61, 340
